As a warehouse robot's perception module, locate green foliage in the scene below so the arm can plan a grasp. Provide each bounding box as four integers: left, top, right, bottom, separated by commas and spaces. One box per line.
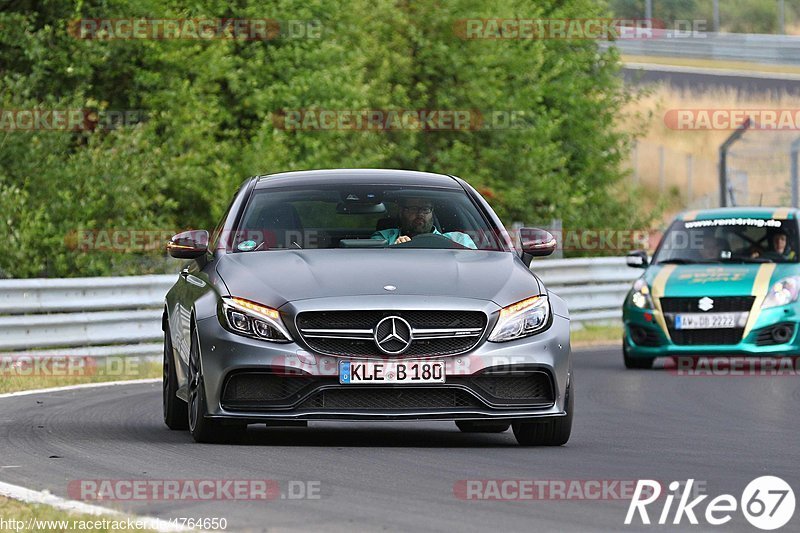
0, 0, 651, 277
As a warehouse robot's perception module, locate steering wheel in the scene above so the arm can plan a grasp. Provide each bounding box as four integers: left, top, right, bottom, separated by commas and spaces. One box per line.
389, 232, 468, 249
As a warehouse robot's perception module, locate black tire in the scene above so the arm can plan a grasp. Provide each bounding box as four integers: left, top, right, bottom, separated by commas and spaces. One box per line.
455, 421, 510, 433
187, 324, 245, 443
623, 338, 655, 369
163, 325, 188, 430
512, 380, 573, 446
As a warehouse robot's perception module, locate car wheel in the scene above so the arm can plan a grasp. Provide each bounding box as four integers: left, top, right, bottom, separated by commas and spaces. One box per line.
623, 337, 655, 369
455, 421, 511, 433
187, 324, 245, 443
163, 324, 188, 430
512, 380, 573, 446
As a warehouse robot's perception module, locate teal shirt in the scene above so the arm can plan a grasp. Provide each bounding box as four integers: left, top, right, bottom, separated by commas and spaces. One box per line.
371, 227, 477, 249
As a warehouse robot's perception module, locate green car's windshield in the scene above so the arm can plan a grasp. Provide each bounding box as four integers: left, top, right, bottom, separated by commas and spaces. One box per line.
654, 218, 799, 264
229, 184, 506, 252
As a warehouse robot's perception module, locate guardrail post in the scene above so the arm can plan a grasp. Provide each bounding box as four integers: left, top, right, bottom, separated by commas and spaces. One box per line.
718, 117, 752, 207
791, 137, 800, 208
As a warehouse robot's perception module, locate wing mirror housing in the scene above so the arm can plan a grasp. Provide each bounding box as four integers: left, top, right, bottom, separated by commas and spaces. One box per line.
626, 250, 649, 268
519, 228, 557, 266
167, 230, 209, 259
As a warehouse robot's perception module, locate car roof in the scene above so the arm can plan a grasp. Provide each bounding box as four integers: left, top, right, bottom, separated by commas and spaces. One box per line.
677, 207, 798, 221
254, 169, 462, 190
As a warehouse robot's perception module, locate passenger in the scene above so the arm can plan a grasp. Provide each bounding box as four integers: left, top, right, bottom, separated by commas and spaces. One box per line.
698, 232, 725, 261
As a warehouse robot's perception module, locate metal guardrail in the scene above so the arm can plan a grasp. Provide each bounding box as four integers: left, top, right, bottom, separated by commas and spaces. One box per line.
0, 258, 638, 357
0, 275, 175, 358
602, 32, 800, 67
533, 257, 639, 323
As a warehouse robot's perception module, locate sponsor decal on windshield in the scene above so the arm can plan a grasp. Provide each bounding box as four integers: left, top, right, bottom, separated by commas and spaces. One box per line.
684, 218, 783, 229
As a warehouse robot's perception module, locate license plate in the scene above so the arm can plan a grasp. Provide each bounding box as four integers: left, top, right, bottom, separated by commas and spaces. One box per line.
339, 360, 445, 384
674, 312, 745, 330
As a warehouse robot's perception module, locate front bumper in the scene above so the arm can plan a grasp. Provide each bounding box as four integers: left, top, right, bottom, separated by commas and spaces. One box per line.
623, 304, 800, 358
194, 309, 571, 423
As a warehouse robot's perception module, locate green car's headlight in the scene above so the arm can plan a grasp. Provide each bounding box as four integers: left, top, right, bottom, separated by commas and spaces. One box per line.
762, 276, 800, 309
630, 277, 653, 309
488, 295, 550, 342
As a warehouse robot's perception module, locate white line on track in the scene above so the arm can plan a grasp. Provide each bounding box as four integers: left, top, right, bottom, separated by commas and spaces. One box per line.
0, 480, 194, 532
0, 378, 160, 400
0, 379, 191, 532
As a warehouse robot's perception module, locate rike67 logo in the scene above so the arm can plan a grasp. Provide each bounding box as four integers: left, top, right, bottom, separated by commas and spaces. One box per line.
626, 477, 795, 530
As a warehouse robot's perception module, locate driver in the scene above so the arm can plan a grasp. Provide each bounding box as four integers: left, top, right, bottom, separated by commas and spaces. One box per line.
371, 197, 477, 249
754, 228, 796, 261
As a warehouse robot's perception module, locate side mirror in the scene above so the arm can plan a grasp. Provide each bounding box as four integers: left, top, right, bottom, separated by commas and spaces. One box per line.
520, 228, 557, 257
167, 230, 209, 259
626, 250, 649, 268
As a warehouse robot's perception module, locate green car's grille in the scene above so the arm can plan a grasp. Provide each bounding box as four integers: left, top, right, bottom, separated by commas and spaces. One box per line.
660, 296, 755, 313
669, 329, 744, 345
660, 296, 754, 346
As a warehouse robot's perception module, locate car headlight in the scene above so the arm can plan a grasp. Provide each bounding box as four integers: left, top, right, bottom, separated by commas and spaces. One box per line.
629, 277, 653, 309
762, 276, 800, 309
220, 297, 293, 342
488, 295, 550, 342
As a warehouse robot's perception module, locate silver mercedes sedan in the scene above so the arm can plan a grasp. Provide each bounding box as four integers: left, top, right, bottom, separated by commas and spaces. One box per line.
162, 169, 572, 445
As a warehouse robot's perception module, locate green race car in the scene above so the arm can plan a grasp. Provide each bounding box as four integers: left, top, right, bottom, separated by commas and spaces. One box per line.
622, 207, 800, 369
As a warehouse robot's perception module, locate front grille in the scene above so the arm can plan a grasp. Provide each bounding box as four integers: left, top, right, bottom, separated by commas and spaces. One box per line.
297, 387, 482, 409
221, 369, 555, 412
669, 329, 744, 345
661, 296, 754, 346
304, 336, 479, 357
297, 310, 485, 329
222, 372, 317, 404
296, 310, 487, 357
465, 372, 553, 404
660, 296, 755, 313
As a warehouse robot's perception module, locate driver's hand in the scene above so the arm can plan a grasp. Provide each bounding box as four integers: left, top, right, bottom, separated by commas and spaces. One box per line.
396, 235, 411, 244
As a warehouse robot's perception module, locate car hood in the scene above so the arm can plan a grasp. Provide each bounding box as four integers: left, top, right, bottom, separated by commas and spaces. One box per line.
215, 249, 542, 308
642, 263, 796, 297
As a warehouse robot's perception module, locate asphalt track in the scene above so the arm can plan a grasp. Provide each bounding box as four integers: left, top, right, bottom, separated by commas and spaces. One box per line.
622, 65, 800, 95
0, 347, 798, 532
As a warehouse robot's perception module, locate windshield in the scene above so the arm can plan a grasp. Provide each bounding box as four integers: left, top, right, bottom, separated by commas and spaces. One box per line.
228, 184, 506, 252
654, 217, 799, 264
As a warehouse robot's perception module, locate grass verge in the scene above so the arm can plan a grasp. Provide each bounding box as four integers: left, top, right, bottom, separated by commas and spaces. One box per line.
0, 496, 158, 532
622, 54, 800, 76
571, 324, 622, 348
0, 358, 161, 394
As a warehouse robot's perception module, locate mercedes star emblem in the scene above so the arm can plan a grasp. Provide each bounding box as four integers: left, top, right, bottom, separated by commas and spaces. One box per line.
373, 316, 413, 355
